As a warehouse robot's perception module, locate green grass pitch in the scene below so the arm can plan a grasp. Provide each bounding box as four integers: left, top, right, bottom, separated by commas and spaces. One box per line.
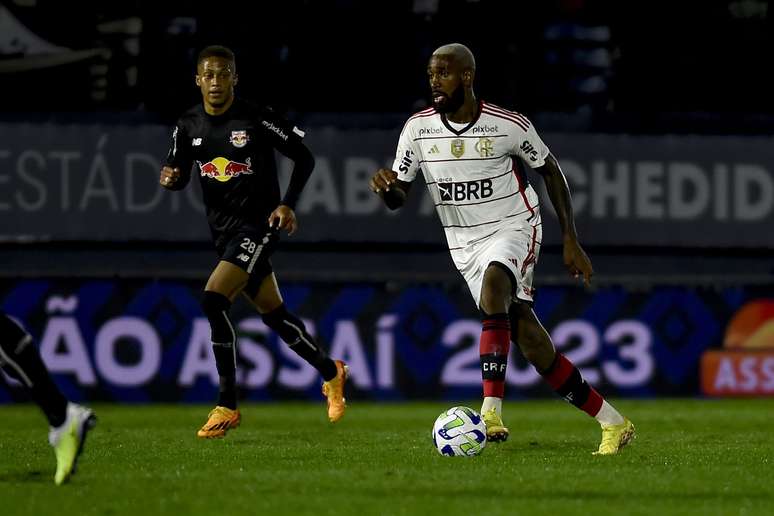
1, 399, 772, 516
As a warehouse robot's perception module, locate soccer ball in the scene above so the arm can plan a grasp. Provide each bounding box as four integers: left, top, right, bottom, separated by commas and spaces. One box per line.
432, 406, 487, 456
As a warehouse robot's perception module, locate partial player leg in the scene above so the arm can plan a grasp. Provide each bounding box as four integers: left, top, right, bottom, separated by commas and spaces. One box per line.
509, 303, 635, 454
0, 314, 96, 485
243, 273, 348, 422
0, 314, 67, 426
477, 264, 514, 442
197, 260, 247, 438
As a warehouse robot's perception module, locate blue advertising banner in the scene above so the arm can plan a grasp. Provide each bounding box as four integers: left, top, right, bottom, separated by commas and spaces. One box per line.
1, 278, 772, 402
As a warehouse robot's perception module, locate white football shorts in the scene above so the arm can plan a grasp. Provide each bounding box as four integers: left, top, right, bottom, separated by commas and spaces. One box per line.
451, 225, 542, 306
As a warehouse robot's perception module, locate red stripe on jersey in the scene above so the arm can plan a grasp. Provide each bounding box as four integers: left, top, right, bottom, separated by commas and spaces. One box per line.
511, 157, 536, 219
483, 103, 530, 128
482, 105, 523, 121
482, 105, 529, 129
406, 107, 437, 122
413, 106, 435, 116
482, 108, 528, 132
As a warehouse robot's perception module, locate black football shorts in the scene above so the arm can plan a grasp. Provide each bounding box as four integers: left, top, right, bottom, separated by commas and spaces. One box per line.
217, 226, 279, 293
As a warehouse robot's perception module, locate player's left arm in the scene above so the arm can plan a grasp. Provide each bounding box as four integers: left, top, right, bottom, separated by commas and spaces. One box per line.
535, 154, 594, 286
161, 122, 194, 191
261, 110, 314, 235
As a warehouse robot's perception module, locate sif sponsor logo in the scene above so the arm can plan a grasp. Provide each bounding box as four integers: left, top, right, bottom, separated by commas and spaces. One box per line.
520, 140, 538, 162
197, 157, 253, 182
398, 150, 413, 173
701, 300, 774, 396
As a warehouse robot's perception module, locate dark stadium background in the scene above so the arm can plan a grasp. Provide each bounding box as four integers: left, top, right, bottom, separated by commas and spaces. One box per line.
1, 0, 773, 403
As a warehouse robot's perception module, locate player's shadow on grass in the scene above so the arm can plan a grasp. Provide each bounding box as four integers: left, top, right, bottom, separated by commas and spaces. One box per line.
0, 469, 48, 483
495, 439, 592, 453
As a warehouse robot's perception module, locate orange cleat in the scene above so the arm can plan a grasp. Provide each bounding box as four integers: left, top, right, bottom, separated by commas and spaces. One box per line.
196, 406, 241, 439
322, 360, 349, 423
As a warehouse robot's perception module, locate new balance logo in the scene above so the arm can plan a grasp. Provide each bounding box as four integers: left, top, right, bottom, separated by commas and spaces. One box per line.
236, 253, 250, 262
428, 144, 440, 154
192, 138, 202, 146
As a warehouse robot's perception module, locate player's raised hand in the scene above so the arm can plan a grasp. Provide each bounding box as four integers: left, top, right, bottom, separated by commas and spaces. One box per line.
369, 168, 398, 194
160, 166, 180, 189
269, 204, 298, 235
563, 237, 594, 286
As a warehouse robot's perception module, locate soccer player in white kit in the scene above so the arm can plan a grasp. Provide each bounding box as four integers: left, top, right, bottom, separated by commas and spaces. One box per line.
369, 43, 635, 454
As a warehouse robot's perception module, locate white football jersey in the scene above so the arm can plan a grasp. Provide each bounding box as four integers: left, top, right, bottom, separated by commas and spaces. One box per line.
391, 101, 550, 250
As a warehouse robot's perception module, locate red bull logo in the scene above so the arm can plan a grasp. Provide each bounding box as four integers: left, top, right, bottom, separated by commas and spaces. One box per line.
197, 157, 253, 182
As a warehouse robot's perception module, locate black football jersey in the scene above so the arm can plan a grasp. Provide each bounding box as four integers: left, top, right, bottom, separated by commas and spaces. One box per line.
165, 98, 308, 245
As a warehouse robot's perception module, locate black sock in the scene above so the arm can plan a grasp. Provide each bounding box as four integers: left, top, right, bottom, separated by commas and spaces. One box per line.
216, 368, 237, 410
262, 305, 338, 381
201, 292, 238, 409
212, 342, 237, 409
0, 314, 67, 427
289, 341, 338, 382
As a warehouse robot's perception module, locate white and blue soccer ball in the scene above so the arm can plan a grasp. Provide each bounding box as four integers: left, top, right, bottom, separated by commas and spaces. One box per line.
432, 406, 487, 457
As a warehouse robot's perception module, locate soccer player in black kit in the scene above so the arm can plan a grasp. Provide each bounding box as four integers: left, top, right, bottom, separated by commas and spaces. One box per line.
0, 312, 96, 484
160, 45, 348, 438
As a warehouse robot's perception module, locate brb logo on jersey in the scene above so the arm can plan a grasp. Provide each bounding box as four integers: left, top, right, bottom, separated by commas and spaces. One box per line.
438, 178, 493, 202
197, 157, 254, 182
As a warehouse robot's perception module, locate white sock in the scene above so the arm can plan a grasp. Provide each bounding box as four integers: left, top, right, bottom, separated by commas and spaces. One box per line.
481, 396, 502, 416
594, 400, 624, 426
48, 402, 76, 446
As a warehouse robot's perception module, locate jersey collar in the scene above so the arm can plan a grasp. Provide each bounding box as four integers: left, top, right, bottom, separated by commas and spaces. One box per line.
440, 100, 483, 136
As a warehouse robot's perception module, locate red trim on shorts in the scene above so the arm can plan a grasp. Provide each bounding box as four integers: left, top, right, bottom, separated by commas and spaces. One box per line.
521, 225, 538, 277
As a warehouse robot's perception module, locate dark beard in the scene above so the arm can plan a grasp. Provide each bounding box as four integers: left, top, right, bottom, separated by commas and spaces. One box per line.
433, 83, 465, 114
